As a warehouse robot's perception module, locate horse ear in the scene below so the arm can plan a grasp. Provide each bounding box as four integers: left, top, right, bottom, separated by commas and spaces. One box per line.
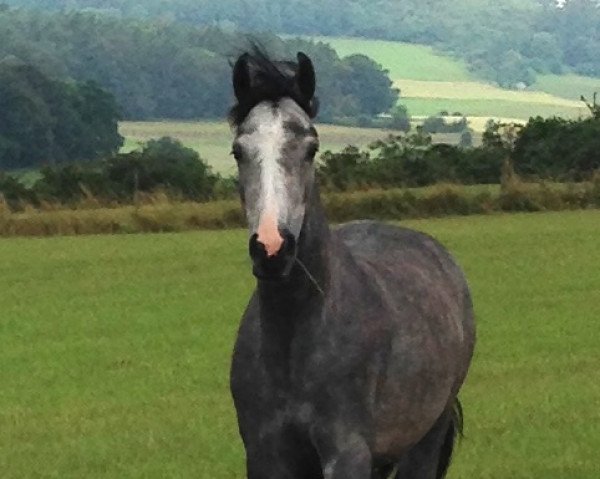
296, 52, 316, 100
233, 53, 251, 102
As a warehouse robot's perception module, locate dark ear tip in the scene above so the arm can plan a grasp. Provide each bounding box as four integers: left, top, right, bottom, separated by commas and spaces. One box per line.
234, 52, 250, 67
297, 52, 310, 64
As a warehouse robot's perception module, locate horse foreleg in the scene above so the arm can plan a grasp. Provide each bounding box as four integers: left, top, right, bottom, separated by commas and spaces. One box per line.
316, 432, 373, 479
243, 426, 323, 479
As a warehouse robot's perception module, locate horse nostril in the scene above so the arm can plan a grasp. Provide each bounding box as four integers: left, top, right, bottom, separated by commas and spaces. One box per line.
249, 230, 296, 260
249, 234, 265, 259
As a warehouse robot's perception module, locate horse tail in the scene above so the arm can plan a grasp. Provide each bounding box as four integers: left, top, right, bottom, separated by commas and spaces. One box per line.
436, 398, 464, 479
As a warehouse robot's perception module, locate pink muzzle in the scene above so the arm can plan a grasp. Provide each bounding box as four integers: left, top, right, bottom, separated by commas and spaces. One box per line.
256, 211, 284, 257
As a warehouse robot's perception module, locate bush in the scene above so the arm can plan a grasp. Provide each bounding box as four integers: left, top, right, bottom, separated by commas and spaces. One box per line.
318, 131, 504, 191
512, 116, 600, 180
105, 137, 217, 201
421, 116, 468, 134
0, 172, 37, 207
0, 62, 123, 169
389, 105, 411, 132
26, 137, 219, 204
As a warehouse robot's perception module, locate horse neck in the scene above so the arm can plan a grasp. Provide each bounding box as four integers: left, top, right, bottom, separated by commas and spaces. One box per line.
257, 184, 330, 320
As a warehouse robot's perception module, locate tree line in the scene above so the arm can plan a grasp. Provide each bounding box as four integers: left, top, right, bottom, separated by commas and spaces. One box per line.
4, 0, 600, 87
318, 112, 600, 191
1, 111, 598, 208
0, 8, 397, 121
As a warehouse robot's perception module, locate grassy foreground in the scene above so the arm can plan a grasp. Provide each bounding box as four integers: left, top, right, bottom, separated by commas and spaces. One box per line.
1, 210, 599, 478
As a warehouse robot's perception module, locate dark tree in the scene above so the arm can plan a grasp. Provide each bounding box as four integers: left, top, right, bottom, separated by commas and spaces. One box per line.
0, 60, 122, 169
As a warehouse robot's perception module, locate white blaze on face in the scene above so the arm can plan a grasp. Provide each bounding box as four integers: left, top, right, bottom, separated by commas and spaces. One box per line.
244, 103, 287, 257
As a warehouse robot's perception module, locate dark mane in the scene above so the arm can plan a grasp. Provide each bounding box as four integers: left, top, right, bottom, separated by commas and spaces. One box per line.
228, 47, 319, 127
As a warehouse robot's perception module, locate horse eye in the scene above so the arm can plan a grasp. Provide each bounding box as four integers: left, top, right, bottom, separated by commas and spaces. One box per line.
231, 145, 243, 163
306, 144, 319, 162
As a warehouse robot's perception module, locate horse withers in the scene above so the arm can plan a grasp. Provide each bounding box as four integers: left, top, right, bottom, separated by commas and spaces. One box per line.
228, 49, 476, 479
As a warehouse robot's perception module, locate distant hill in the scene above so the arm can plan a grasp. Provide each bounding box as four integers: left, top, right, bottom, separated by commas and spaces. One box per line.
4, 0, 600, 87
0, 9, 398, 121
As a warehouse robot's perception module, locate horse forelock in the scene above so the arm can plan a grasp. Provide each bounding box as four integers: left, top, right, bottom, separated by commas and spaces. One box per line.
229, 48, 318, 128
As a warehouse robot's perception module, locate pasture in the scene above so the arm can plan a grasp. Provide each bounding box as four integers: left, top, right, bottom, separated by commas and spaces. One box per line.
1, 210, 599, 478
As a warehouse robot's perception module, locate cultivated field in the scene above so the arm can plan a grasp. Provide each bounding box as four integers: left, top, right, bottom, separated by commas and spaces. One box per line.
315, 36, 599, 120
120, 121, 465, 175
120, 121, 397, 175
1, 210, 599, 478
118, 36, 599, 172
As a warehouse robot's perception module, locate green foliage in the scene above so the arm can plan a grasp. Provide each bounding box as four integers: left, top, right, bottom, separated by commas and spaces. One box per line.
512, 115, 600, 180
336, 54, 399, 117
389, 104, 411, 132
318, 129, 506, 191
0, 171, 35, 204
421, 116, 468, 134
105, 137, 218, 201
0, 61, 122, 169
33, 164, 109, 203
0, 137, 220, 204
0, 9, 398, 122
4, 0, 600, 88
319, 110, 600, 191
318, 146, 371, 191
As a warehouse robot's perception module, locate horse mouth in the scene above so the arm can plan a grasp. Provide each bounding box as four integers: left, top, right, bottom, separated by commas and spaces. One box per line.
252, 265, 290, 283
251, 253, 296, 280
249, 232, 297, 281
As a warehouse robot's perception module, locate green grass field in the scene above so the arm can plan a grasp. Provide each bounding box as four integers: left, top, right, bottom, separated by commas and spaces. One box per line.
316, 36, 598, 121
1, 210, 599, 477
311, 36, 473, 82
534, 74, 600, 102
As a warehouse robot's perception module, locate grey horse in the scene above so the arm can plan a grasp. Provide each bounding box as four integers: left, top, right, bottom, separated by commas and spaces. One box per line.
229, 49, 476, 479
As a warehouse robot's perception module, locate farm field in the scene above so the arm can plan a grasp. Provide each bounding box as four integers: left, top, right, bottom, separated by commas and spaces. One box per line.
1, 210, 599, 478
310, 36, 473, 82
121, 121, 394, 175
120, 121, 467, 175
534, 73, 600, 102
316, 36, 598, 120
117, 37, 600, 171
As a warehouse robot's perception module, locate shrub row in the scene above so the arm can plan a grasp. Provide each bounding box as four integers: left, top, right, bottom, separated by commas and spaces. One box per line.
1, 179, 598, 237
0, 137, 232, 208
319, 116, 600, 191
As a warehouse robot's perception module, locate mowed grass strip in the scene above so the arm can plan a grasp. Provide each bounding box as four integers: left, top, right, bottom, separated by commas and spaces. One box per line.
398, 80, 588, 119
398, 79, 583, 106
0, 210, 599, 477
401, 97, 589, 120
